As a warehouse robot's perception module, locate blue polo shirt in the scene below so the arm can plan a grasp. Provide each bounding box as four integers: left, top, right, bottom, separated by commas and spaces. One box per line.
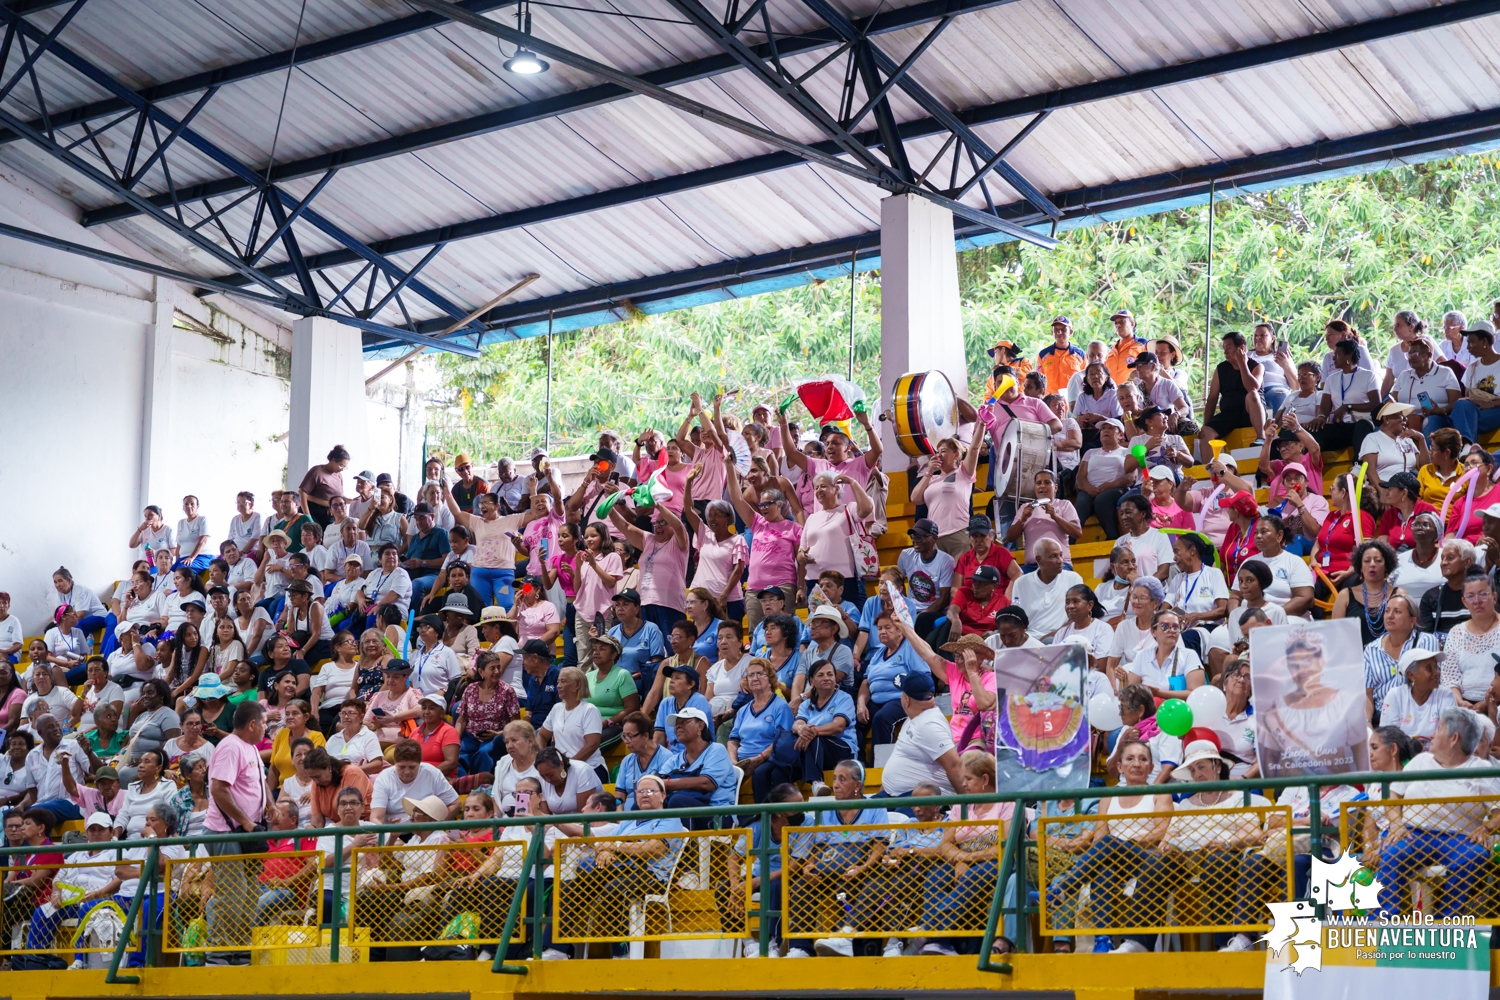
810, 805, 890, 847
669, 739, 739, 807
616, 744, 674, 810
728, 696, 793, 757
795, 689, 858, 754
611, 621, 665, 681
750, 616, 809, 658
691, 618, 722, 660
653, 691, 716, 753
864, 639, 930, 703
523, 664, 560, 724
613, 816, 686, 880
405, 528, 451, 565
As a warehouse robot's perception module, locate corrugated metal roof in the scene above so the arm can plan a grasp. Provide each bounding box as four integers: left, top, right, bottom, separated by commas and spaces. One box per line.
4, 0, 1500, 340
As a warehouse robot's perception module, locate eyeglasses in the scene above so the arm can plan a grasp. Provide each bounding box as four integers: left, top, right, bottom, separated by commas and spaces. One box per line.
1154, 622, 1182, 632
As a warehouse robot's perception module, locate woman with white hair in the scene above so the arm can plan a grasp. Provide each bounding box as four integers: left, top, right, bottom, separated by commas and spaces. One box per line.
1384, 707, 1500, 919
795, 470, 874, 608
1105, 577, 1165, 680
1439, 309, 1475, 366
1439, 570, 1500, 710
684, 469, 749, 625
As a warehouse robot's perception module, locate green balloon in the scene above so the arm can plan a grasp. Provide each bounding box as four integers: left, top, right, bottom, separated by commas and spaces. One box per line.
1156, 699, 1194, 737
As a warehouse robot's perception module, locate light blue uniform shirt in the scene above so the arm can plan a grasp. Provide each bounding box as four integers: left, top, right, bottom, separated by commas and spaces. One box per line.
864, 639, 930, 703
729, 696, 793, 757
616, 744, 674, 811
614, 816, 687, 881
857, 594, 918, 635
670, 739, 739, 807
653, 691, 716, 753
795, 688, 858, 754
751, 616, 809, 658
611, 621, 665, 680
691, 618, 723, 660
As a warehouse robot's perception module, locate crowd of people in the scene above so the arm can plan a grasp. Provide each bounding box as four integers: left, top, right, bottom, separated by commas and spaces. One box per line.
4, 305, 1500, 965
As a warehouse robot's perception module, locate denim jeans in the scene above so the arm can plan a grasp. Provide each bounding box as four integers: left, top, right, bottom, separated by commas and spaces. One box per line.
469, 567, 515, 610
1449, 399, 1500, 445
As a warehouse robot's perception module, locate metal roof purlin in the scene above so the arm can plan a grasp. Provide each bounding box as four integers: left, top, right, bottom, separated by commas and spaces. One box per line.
200, 0, 1500, 289
354, 102, 1500, 346
79, 0, 1024, 228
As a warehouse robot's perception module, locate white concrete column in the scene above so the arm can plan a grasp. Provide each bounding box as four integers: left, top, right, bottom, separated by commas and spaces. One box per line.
288, 316, 368, 490
878, 194, 969, 472
140, 278, 179, 512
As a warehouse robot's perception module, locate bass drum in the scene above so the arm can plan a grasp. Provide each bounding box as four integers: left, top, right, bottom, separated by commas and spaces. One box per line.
990, 420, 1054, 501
891, 370, 958, 457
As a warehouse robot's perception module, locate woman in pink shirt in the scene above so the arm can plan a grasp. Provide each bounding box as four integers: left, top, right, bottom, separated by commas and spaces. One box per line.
571, 523, 622, 667
911, 424, 987, 559
726, 454, 804, 628
796, 471, 874, 608
511, 576, 563, 648
1145, 466, 1195, 530
685, 466, 749, 622
607, 490, 690, 634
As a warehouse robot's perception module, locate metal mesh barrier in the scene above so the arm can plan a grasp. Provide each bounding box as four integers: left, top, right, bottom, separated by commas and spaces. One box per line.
1340, 794, 1500, 921
347, 837, 525, 947
552, 829, 750, 943
781, 819, 1003, 939
1038, 805, 1293, 935
0, 857, 140, 959
161, 850, 324, 955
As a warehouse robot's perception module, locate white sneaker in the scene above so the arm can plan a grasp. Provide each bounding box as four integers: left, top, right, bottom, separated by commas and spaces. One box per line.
784, 947, 812, 958
541, 948, 570, 960
768, 941, 781, 958
814, 937, 854, 957
920, 941, 958, 956
475, 949, 494, 962
1219, 933, 1253, 952
1110, 939, 1148, 954
883, 938, 904, 958
67, 959, 85, 970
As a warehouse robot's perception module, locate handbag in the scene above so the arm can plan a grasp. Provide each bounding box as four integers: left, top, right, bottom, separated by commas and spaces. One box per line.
843, 508, 880, 582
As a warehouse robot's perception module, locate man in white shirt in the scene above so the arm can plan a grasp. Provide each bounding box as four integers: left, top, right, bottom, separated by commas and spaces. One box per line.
878, 671, 965, 797
19, 716, 89, 822
1451, 321, 1500, 445
1007, 538, 1083, 638
370, 741, 460, 822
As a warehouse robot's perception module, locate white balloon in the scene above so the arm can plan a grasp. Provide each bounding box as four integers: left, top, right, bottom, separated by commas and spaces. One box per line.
1186, 684, 1228, 724
1088, 692, 1123, 731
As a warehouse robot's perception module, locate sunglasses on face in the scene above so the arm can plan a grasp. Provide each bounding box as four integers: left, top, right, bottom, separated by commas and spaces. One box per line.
1155, 622, 1182, 632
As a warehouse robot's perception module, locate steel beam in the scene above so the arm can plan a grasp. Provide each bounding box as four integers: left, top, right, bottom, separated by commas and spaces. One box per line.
205, 0, 1500, 288
354, 102, 1500, 347
0, 0, 517, 145
80, 0, 1021, 227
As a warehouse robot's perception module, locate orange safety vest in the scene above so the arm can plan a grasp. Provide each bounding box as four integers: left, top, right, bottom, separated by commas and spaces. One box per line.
1105, 336, 1149, 384
1035, 344, 1087, 395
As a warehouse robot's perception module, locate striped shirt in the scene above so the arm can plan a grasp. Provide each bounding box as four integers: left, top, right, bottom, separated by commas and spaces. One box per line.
1363, 630, 1440, 716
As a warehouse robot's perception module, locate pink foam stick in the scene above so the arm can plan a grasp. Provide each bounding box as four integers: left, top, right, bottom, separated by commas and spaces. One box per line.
1195, 484, 1226, 531
1438, 467, 1480, 540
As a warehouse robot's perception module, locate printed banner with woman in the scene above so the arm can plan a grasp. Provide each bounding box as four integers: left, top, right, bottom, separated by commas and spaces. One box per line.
1249, 618, 1369, 777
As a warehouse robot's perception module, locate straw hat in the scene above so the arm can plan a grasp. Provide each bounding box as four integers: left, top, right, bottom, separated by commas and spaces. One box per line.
939, 633, 994, 658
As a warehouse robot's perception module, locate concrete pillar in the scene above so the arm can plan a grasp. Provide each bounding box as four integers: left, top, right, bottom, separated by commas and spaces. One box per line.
288, 316, 368, 490
139, 278, 180, 512
878, 194, 970, 472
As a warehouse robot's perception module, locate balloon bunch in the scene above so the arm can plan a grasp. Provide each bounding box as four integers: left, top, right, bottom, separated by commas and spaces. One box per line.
1087, 683, 1233, 739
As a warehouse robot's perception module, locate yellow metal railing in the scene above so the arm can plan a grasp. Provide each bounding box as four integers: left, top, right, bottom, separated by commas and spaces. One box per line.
781, 819, 1003, 938
552, 829, 750, 942
161, 849, 324, 955
0, 857, 141, 958
1340, 794, 1500, 921
347, 838, 526, 947
1038, 805, 1293, 935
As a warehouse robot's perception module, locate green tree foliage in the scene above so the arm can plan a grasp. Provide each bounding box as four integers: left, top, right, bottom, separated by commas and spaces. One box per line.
433, 155, 1500, 461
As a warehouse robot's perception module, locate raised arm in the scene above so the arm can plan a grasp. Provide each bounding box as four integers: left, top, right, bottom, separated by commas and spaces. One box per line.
778, 402, 810, 475
896, 619, 946, 674
725, 453, 757, 526
839, 475, 874, 521
606, 493, 649, 550
961, 423, 986, 479
854, 405, 883, 468
682, 465, 705, 535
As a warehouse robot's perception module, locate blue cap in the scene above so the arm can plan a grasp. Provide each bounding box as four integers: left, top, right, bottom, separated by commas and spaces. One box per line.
894, 670, 935, 700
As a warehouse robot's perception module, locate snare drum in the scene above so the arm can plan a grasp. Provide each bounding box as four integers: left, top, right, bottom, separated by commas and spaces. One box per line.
990, 420, 1054, 500
891, 371, 958, 457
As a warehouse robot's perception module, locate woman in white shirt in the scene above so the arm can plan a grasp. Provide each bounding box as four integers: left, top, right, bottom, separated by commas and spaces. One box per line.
311, 631, 360, 734
176, 495, 213, 572
1095, 545, 1138, 619
44, 606, 91, 684
1073, 363, 1121, 449
1074, 419, 1136, 541
1359, 401, 1429, 482
538, 667, 605, 773
51, 567, 109, 640
325, 699, 384, 774
1392, 335, 1460, 432
1106, 576, 1164, 680
1126, 608, 1204, 700
1310, 336, 1379, 456
1164, 533, 1229, 631
227, 491, 264, 559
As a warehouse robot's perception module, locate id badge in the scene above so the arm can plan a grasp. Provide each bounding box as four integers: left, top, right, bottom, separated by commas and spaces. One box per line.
1320, 550, 1331, 567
